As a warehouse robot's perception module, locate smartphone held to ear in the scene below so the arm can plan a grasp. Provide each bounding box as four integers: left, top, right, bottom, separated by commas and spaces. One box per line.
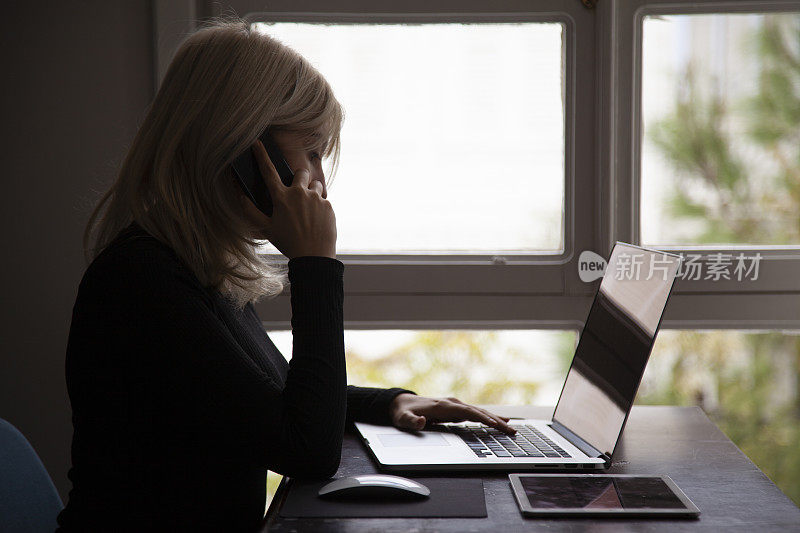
232, 130, 294, 216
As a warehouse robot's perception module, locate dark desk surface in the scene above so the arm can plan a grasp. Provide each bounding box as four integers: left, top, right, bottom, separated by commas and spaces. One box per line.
261, 405, 800, 532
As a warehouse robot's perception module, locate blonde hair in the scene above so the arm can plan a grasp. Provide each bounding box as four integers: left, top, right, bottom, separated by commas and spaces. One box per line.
84, 17, 343, 308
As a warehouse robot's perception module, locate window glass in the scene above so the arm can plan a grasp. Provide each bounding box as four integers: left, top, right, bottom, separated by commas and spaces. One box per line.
640, 13, 800, 246
638, 330, 800, 506
253, 22, 565, 253
268, 329, 577, 404
268, 327, 800, 507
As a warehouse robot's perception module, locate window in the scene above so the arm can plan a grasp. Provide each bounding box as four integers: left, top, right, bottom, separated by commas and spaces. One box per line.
252, 22, 566, 253
610, 0, 800, 328
154, 0, 800, 508
225, 5, 597, 330
152, 0, 799, 328
641, 13, 800, 247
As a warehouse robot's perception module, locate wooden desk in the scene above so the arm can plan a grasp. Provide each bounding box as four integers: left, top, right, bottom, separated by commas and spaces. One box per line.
261, 405, 800, 531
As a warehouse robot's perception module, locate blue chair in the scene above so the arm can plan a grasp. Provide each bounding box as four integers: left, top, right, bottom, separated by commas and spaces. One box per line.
0, 418, 63, 532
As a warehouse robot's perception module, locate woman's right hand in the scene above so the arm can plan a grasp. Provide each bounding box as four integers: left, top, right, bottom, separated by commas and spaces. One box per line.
245, 139, 337, 259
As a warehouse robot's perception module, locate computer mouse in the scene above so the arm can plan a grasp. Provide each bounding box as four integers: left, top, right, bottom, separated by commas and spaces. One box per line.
318, 474, 431, 500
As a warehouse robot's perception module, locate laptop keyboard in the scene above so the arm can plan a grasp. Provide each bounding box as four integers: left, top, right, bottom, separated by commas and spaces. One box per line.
452, 424, 572, 458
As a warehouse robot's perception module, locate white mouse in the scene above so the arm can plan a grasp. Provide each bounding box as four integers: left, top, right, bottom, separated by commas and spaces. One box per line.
318, 474, 431, 500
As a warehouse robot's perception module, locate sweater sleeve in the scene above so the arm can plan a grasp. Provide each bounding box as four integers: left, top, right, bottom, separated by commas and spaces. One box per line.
286, 259, 415, 427
75, 247, 346, 480
283, 256, 347, 474
346, 386, 415, 426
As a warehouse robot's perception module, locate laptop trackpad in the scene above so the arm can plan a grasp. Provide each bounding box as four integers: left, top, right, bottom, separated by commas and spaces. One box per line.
377, 432, 450, 447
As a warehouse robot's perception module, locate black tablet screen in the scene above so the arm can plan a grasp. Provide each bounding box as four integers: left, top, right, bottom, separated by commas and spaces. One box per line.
520, 476, 687, 510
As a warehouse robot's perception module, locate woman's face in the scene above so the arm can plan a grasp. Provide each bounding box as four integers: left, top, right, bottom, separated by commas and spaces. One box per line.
270, 129, 327, 198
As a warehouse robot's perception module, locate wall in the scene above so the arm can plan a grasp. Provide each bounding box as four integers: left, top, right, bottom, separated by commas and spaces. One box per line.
0, 1, 154, 500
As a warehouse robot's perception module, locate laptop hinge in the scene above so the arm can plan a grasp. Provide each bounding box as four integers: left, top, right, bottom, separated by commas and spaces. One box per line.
551, 420, 611, 465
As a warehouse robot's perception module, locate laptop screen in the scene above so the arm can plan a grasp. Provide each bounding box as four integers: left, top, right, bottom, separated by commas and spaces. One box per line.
552, 243, 681, 457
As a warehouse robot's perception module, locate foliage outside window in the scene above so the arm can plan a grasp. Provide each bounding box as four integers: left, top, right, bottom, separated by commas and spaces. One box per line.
642, 14, 800, 245
640, 13, 800, 505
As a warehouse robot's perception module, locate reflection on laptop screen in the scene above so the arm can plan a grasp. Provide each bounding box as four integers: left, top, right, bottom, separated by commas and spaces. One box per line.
553, 244, 680, 457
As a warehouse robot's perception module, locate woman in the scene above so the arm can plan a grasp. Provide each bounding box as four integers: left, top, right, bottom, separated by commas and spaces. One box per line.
57, 18, 514, 531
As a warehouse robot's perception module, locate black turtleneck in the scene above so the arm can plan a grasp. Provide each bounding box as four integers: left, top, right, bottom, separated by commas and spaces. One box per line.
56, 223, 412, 531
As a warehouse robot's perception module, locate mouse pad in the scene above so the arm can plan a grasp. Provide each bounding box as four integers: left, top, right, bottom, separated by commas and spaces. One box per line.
279, 477, 487, 518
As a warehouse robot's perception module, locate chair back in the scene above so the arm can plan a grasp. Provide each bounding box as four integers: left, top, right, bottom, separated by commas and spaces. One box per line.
0, 418, 63, 532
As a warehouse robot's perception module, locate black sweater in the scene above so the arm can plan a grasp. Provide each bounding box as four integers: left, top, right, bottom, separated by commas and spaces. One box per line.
56, 223, 411, 531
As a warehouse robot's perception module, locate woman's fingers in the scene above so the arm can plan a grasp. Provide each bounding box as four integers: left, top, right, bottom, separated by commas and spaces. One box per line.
427, 399, 515, 435
462, 406, 516, 435
308, 179, 324, 196
444, 397, 514, 433
460, 408, 506, 431
398, 410, 426, 431
424, 400, 497, 427
248, 139, 336, 258
474, 406, 515, 434
389, 395, 516, 435
293, 167, 312, 189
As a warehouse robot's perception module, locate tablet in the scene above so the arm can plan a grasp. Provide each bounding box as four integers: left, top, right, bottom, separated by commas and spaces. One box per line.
509, 474, 700, 518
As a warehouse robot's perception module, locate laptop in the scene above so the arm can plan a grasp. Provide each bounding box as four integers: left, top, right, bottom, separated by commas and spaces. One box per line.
354, 243, 682, 471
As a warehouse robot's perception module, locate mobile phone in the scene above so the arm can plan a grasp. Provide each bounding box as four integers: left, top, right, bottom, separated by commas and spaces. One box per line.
231, 129, 294, 216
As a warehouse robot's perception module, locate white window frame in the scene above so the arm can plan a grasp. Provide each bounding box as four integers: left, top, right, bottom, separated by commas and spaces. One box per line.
153, 0, 800, 332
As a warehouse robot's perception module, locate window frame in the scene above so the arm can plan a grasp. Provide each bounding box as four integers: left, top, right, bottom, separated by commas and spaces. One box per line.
605, 0, 800, 329
153, 0, 800, 331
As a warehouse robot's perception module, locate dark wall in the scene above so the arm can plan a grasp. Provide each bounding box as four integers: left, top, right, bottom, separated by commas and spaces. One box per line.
0, 2, 154, 500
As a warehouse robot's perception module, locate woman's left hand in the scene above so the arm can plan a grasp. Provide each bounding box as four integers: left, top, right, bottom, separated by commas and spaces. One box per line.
389, 393, 516, 435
